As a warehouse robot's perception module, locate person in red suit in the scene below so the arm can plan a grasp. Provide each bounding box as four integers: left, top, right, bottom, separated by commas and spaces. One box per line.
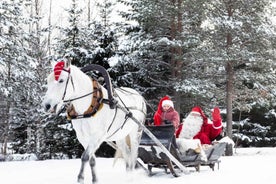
153, 96, 180, 130
176, 106, 223, 144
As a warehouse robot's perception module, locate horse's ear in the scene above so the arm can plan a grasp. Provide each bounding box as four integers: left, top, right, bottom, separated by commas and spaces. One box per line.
51, 61, 57, 69
64, 57, 71, 68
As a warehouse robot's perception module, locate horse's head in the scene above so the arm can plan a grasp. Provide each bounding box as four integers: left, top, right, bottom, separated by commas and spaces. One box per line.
42, 59, 73, 114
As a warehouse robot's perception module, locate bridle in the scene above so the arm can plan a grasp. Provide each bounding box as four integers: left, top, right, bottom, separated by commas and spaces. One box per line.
61, 68, 75, 102
58, 68, 106, 119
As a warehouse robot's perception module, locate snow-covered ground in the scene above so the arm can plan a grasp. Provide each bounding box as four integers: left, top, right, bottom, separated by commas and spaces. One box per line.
0, 147, 275, 184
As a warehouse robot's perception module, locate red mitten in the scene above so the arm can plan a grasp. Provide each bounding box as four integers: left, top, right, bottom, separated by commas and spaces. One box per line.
212, 107, 222, 128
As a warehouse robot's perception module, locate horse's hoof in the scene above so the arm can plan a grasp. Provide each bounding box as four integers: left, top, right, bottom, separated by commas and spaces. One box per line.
77, 177, 84, 184
92, 177, 98, 183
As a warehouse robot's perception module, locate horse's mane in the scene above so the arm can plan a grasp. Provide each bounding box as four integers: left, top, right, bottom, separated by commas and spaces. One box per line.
47, 72, 55, 84
70, 65, 91, 83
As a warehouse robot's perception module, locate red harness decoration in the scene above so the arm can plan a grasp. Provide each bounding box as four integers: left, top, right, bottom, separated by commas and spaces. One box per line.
54, 61, 70, 81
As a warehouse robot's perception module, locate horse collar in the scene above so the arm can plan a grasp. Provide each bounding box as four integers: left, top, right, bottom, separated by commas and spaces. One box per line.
67, 79, 104, 120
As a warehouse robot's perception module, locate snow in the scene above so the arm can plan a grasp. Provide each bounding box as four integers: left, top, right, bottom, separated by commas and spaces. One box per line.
0, 147, 275, 184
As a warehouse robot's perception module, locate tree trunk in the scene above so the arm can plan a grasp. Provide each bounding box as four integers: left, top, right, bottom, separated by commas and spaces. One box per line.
2, 113, 9, 155
88, 0, 91, 25
47, 0, 52, 55
224, 1, 235, 156
225, 61, 234, 156
2, 61, 12, 155
170, 0, 183, 113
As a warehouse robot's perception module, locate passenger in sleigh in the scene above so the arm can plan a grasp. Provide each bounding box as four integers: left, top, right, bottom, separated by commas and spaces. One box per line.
176, 106, 222, 144
153, 96, 180, 130
175, 106, 223, 158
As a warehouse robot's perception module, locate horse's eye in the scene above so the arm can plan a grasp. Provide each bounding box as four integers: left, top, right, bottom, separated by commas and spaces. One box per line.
59, 79, 64, 83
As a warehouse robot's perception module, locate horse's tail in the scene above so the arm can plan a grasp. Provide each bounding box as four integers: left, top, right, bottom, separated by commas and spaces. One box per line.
105, 141, 122, 166
110, 135, 132, 166
113, 149, 123, 166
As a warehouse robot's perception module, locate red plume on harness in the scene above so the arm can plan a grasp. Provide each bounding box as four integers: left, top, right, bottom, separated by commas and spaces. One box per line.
54, 61, 70, 81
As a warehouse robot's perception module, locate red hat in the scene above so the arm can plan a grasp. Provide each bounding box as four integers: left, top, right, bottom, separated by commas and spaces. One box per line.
190, 106, 207, 123
54, 61, 65, 81
191, 106, 202, 114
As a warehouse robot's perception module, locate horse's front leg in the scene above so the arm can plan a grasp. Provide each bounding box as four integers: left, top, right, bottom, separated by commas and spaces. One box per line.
78, 150, 97, 184
89, 155, 97, 183
78, 150, 89, 184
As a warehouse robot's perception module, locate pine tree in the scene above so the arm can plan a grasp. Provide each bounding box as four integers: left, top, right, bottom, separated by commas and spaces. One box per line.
116, 0, 206, 115
0, 0, 51, 157
48, 0, 120, 157
0, 0, 34, 155
174, 0, 276, 153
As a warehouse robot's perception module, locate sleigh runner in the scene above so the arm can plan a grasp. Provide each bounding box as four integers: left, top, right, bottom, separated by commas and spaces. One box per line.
138, 124, 227, 176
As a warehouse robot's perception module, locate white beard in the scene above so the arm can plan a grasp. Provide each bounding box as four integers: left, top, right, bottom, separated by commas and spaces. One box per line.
179, 114, 203, 139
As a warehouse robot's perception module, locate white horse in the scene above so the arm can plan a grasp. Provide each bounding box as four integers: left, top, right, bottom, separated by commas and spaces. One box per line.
42, 60, 147, 183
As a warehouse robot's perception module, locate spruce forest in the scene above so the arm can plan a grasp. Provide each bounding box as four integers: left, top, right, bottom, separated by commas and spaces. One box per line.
0, 0, 275, 159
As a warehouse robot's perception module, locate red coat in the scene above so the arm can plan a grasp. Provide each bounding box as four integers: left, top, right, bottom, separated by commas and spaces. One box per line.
160, 107, 180, 129
153, 96, 170, 126
153, 96, 180, 130
176, 106, 222, 144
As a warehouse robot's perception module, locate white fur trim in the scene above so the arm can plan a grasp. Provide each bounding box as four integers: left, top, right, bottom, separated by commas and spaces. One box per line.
191, 111, 201, 115
212, 124, 223, 129
162, 100, 174, 108
176, 138, 201, 153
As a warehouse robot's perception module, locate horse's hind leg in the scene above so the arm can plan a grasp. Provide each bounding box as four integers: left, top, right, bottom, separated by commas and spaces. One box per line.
129, 134, 139, 170
116, 133, 139, 171
116, 138, 132, 170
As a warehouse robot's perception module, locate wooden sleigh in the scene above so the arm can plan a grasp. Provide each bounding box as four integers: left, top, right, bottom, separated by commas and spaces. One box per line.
138, 125, 227, 176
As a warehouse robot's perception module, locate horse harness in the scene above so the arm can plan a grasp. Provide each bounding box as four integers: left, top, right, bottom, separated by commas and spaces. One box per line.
66, 79, 108, 120
65, 79, 136, 120
64, 76, 143, 138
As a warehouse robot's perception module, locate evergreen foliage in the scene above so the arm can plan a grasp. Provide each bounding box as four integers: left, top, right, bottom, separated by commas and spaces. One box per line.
176, 0, 276, 112
39, 115, 83, 159
231, 105, 276, 147
0, 0, 275, 159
